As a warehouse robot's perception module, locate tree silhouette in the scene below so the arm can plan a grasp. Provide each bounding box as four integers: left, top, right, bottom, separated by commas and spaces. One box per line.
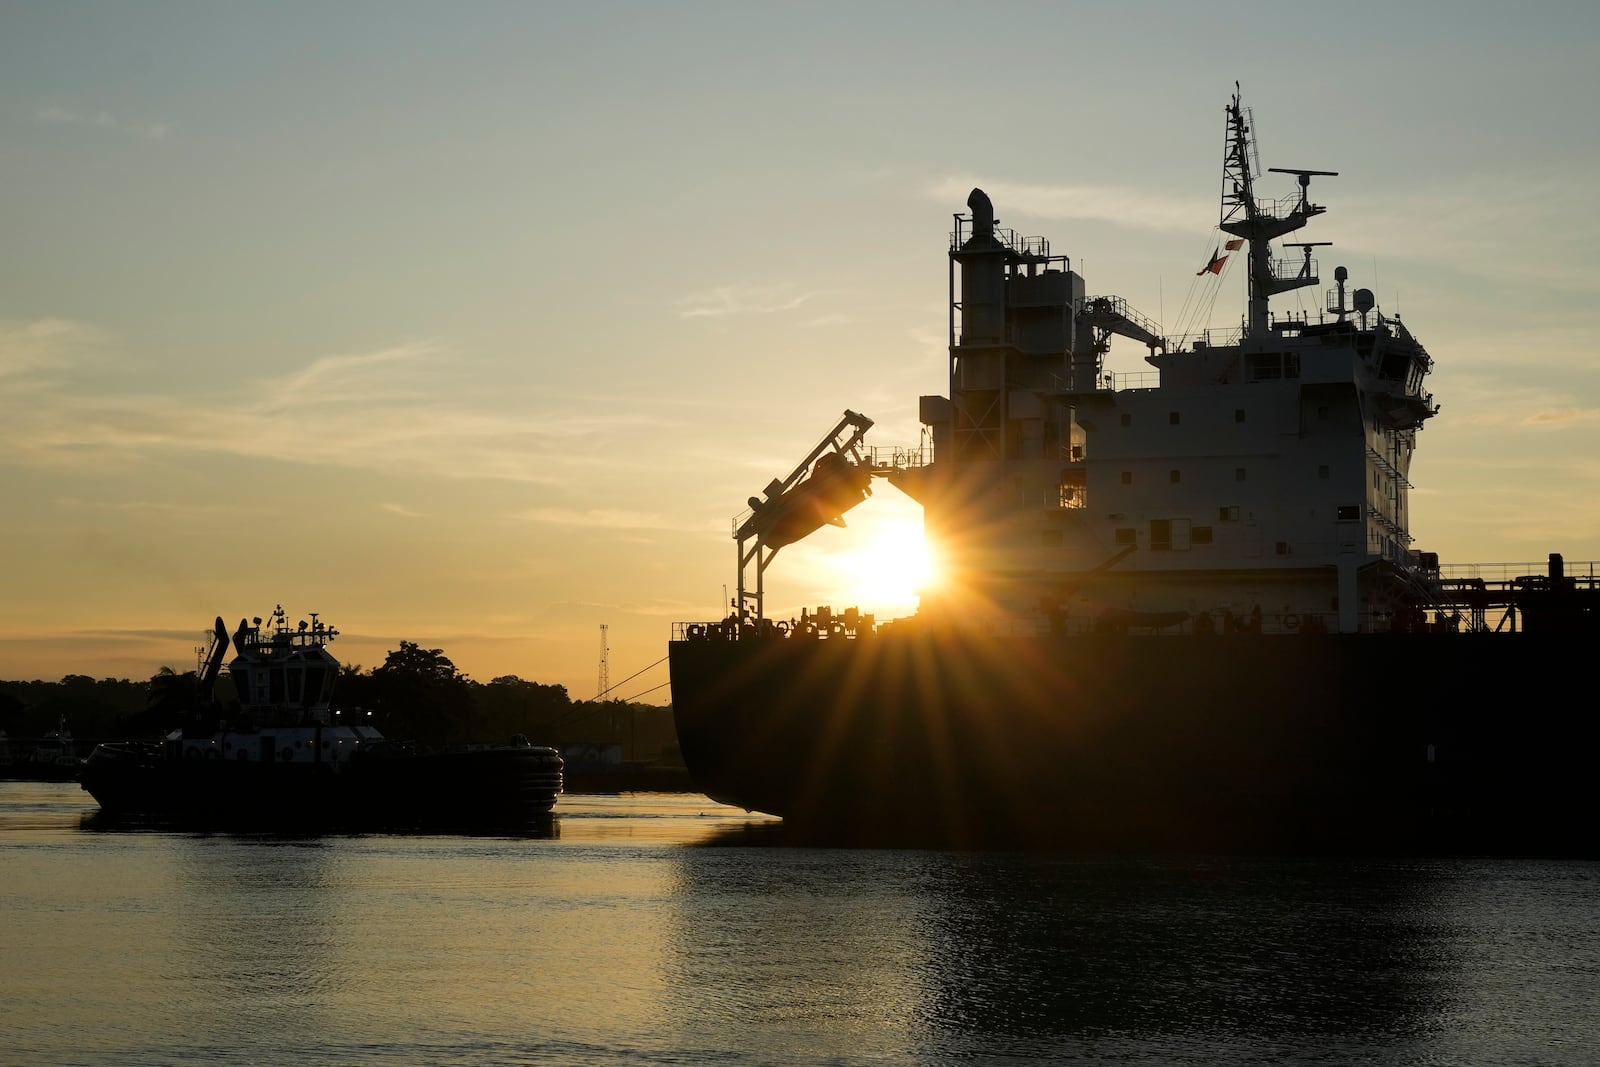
126, 665, 201, 737
368, 641, 476, 747
476, 675, 572, 741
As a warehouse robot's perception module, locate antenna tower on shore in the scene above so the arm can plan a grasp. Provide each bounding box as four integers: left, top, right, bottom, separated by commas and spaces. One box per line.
596, 623, 610, 700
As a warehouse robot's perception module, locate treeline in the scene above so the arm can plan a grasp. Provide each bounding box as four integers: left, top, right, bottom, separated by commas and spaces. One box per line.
0, 640, 679, 765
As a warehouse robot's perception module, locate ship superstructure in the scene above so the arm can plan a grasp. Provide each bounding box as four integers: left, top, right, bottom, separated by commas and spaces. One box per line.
897, 87, 1439, 637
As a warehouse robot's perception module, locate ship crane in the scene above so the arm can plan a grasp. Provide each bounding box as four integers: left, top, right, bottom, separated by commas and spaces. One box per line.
733, 410, 875, 623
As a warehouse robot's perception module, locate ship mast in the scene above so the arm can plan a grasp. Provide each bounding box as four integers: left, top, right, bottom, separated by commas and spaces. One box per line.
1217, 83, 1337, 339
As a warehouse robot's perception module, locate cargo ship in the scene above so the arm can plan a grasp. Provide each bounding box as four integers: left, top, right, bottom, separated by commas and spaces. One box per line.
667, 89, 1600, 854
80, 606, 564, 832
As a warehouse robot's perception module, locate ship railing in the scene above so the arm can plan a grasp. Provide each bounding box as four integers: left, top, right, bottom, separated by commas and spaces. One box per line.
869, 445, 931, 471
1269, 254, 1320, 287
1437, 560, 1600, 586
674, 613, 876, 642
1246, 195, 1308, 227
671, 584, 1600, 643
1366, 447, 1412, 488
1078, 294, 1166, 342
949, 217, 1060, 264
1008, 607, 1437, 637
1049, 368, 1161, 393
1168, 325, 1246, 351
1428, 561, 1600, 633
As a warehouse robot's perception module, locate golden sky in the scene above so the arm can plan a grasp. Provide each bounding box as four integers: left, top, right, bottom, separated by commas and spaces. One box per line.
4, 2, 1599, 698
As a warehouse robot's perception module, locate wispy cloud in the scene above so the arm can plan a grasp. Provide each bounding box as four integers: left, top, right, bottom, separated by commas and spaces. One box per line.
33, 104, 170, 140
676, 283, 830, 320
55, 496, 262, 518
1431, 374, 1600, 429
0, 318, 103, 385
263, 344, 434, 408
0, 323, 682, 486
381, 502, 425, 518
516, 506, 672, 530
1336, 174, 1599, 288
799, 312, 854, 329
1525, 408, 1600, 426
611, 598, 726, 619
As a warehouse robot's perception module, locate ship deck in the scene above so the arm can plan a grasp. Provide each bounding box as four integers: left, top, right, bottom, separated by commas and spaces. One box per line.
1433, 560, 1600, 633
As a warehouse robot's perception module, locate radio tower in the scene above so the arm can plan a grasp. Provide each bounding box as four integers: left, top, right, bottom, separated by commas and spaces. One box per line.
596, 623, 610, 700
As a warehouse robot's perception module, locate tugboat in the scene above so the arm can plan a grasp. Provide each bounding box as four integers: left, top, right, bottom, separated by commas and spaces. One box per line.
667, 88, 1600, 855
80, 606, 563, 831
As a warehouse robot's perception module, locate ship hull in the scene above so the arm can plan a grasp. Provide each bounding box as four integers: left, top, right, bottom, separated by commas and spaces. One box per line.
669, 630, 1596, 855
79, 742, 564, 832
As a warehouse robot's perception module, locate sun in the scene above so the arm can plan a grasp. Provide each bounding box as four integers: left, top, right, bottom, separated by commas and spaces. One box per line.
827, 516, 939, 617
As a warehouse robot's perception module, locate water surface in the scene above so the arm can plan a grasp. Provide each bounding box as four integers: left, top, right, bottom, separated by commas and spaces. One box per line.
4, 781, 1596, 1065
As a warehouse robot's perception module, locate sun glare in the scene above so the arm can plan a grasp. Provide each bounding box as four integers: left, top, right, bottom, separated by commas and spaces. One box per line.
828, 517, 939, 617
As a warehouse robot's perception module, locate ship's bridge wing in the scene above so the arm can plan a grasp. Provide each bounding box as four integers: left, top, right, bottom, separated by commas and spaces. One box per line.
1078, 295, 1165, 351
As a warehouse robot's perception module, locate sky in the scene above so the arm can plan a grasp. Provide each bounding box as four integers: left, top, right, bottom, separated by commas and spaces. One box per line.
3, 1, 1599, 698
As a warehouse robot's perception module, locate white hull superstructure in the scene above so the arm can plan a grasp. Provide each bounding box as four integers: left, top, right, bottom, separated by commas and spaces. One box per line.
904, 86, 1439, 638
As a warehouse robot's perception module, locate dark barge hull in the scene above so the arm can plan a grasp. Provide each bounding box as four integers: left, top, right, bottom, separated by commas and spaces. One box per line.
79, 744, 564, 833
669, 629, 1597, 855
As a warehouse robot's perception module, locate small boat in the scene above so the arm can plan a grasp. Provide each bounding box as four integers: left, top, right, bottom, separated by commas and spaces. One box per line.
79, 606, 563, 832
0, 717, 83, 782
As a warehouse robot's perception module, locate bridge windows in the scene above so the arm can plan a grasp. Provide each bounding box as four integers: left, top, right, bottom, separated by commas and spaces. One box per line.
1247, 352, 1301, 381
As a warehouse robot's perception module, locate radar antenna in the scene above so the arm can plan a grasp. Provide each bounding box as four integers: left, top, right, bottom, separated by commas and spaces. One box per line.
1219, 86, 1340, 338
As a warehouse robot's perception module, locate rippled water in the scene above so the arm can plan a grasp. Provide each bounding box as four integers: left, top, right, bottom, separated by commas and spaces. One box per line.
4, 781, 1597, 1066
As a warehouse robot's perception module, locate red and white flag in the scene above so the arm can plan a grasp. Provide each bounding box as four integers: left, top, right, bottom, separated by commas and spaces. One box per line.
1197, 247, 1227, 275
1224, 239, 1244, 251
